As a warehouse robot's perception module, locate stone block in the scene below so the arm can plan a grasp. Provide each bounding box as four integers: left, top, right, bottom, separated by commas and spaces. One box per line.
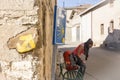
0, 73, 6, 80
0, 11, 25, 19
7, 27, 38, 53
7, 61, 33, 79
0, 19, 5, 25
0, 24, 28, 61
11, 61, 32, 71
5, 11, 25, 18
25, 6, 39, 16
0, 11, 4, 18
0, 61, 10, 71
0, 0, 35, 10
21, 16, 38, 25
0, 60, 34, 80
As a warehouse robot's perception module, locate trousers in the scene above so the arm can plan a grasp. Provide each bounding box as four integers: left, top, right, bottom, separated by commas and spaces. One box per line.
70, 53, 86, 76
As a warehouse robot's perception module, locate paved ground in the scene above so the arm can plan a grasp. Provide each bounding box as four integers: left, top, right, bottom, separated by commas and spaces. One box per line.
56, 45, 120, 80
84, 47, 120, 80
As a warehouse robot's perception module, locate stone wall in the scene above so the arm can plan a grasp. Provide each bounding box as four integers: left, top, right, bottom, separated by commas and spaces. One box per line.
0, 0, 55, 80
35, 0, 55, 80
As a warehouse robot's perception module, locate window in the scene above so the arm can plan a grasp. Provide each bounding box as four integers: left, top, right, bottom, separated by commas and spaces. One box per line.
110, 21, 114, 30
100, 24, 104, 35
119, 18, 120, 27
109, 0, 114, 7
76, 26, 80, 41
67, 20, 69, 23
108, 20, 114, 33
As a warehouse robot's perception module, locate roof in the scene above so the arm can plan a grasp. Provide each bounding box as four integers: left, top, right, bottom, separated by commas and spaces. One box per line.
66, 4, 92, 19
79, 0, 106, 16
65, 4, 92, 10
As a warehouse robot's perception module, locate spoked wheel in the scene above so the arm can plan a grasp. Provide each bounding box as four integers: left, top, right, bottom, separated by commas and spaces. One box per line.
63, 70, 83, 80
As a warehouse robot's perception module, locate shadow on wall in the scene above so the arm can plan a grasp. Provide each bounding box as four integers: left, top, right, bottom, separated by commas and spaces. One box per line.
101, 29, 120, 50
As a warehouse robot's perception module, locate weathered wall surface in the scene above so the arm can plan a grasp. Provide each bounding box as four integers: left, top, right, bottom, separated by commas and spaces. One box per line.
0, 0, 55, 80
35, 0, 55, 80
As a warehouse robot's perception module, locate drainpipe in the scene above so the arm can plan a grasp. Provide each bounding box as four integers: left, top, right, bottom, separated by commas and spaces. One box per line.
52, 1, 57, 80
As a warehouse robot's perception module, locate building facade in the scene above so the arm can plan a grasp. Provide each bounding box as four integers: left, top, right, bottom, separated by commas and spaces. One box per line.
65, 4, 91, 44
80, 0, 120, 46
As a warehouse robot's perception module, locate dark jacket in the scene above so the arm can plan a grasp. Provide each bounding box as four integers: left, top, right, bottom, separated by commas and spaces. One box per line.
84, 39, 93, 60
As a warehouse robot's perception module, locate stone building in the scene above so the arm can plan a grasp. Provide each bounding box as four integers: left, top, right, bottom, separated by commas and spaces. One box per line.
0, 0, 55, 80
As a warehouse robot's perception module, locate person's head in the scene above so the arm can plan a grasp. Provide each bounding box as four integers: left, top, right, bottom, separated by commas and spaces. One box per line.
86, 38, 93, 48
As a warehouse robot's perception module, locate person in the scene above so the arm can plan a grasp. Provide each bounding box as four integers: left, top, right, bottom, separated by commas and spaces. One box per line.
70, 38, 93, 76
63, 50, 78, 71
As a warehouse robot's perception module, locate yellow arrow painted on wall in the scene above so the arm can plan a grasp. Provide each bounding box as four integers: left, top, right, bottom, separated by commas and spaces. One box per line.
16, 34, 36, 53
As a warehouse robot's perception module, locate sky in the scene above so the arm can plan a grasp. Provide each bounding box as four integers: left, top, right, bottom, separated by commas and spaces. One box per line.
57, 0, 102, 8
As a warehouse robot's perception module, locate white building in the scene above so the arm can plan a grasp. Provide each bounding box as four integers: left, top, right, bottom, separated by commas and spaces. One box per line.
80, 0, 120, 46
65, 4, 91, 44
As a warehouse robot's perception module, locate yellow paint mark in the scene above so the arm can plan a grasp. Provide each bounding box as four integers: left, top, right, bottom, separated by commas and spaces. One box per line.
62, 38, 65, 43
61, 28, 64, 34
16, 34, 36, 53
